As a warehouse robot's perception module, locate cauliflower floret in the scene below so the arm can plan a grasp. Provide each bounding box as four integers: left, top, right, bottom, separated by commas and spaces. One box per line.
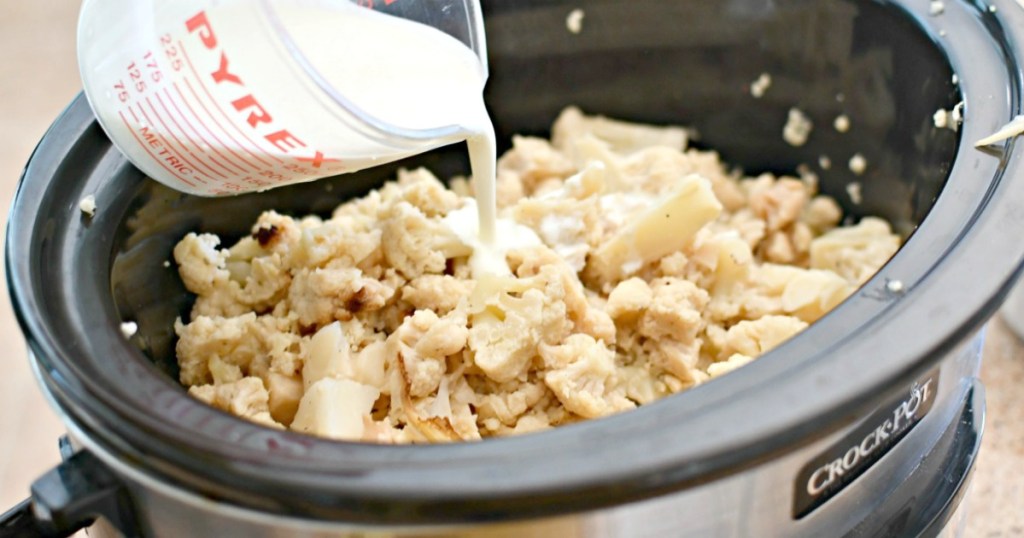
810, 217, 901, 284
552, 106, 688, 154
287, 267, 395, 327
295, 222, 381, 270
708, 264, 853, 324
719, 315, 808, 359
468, 283, 546, 383
401, 275, 473, 315
175, 313, 297, 386
380, 202, 471, 279
541, 334, 635, 419
707, 353, 754, 378
497, 136, 576, 195
803, 196, 843, 233
395, 168, 463, 217
390, 310, 468, 397
472, 378, 549, 429
616, 364, 673, 405
174, 233, 230, 296
638, 278, 709, 340
189, 377, 281, 428
748, 177, 809, 232
606, 278, 653, 321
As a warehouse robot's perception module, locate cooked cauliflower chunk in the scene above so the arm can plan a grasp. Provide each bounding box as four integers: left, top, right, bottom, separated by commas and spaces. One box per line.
174, 109, 900, 443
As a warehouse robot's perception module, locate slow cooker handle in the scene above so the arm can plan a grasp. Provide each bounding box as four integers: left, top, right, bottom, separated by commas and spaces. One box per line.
0, 449, 139, 537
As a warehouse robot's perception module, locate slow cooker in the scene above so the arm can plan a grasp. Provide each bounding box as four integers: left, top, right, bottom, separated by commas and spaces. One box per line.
3, 0, 1023, 536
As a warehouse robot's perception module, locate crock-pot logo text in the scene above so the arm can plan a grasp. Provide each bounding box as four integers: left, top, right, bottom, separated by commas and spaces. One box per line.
792, 369, 940, 518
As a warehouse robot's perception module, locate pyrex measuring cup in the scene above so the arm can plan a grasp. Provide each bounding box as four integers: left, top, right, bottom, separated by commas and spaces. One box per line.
77, 0, 488, 196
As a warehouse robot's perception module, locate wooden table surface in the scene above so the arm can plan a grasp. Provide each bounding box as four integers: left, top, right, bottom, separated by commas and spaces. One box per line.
0, 3, 1020, 537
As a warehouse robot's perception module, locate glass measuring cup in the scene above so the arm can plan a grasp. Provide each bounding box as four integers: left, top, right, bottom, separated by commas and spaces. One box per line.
77, 0, 488, 196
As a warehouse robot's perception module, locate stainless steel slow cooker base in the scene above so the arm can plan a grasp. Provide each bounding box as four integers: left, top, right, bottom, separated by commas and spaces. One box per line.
7, 0, 1024, 536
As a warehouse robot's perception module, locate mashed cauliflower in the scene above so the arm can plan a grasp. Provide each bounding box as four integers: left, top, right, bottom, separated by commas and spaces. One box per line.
173, 108, 900, 443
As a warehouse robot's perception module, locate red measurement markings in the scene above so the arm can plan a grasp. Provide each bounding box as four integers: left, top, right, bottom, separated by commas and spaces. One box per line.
146, 96, 227, 180
118, 110, 196, 187
136, 102, 212, 183
155, 90, 242, 177
294, 151, 341, 170
357, 0, 400, 7
178, 41, 284, 163
173, 81, 264, 170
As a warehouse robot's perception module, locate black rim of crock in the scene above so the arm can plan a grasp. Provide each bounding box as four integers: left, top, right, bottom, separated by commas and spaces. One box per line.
7, 0, 1024, 525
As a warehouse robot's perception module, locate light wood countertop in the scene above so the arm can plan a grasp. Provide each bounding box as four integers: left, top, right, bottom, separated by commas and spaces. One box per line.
0, 3, 1019, 537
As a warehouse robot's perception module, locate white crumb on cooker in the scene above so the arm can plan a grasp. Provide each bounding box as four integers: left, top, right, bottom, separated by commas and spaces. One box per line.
120, 321, 138, 338
951, 73, 959, 85
783, 108, 813, 147
163, 260, 171, 268
989, 5, 998, 12
886, 279, 905, 294
952, 101, 964, 125
566, 8, 585, 34
849, 154, 868, 175
797, 163, 819, 191
975, 115, 1024, 147
750, 73, 772, 98
79, 195, 97, 217
833, 114, 851, 133
846, 182, 863, 205
939, 29, 947, 37
819, 155, 832, 170
934, 103, 963, 132
929, 0, 945, 16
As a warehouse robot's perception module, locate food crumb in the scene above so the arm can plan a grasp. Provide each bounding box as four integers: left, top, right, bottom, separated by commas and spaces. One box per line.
846, 182, 863, 205
797, 163, 819, 190
929, 0, 945, 16
989, 5, 998, 12
819, 155, 832, 170
120, 321, 138, 338
886, 279, 905, 294
163, 260, 171, 268
783, 108, 813, 147
939, 29, 947, 37
952, 73, 959, 85
834, 115, 851, 133
934, 104, 962, 132
849, 154, 867, 175
952, 101, 964, 125
79, 195, 97, 217
750, 73, 772, 98
566, 8, 584, 34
